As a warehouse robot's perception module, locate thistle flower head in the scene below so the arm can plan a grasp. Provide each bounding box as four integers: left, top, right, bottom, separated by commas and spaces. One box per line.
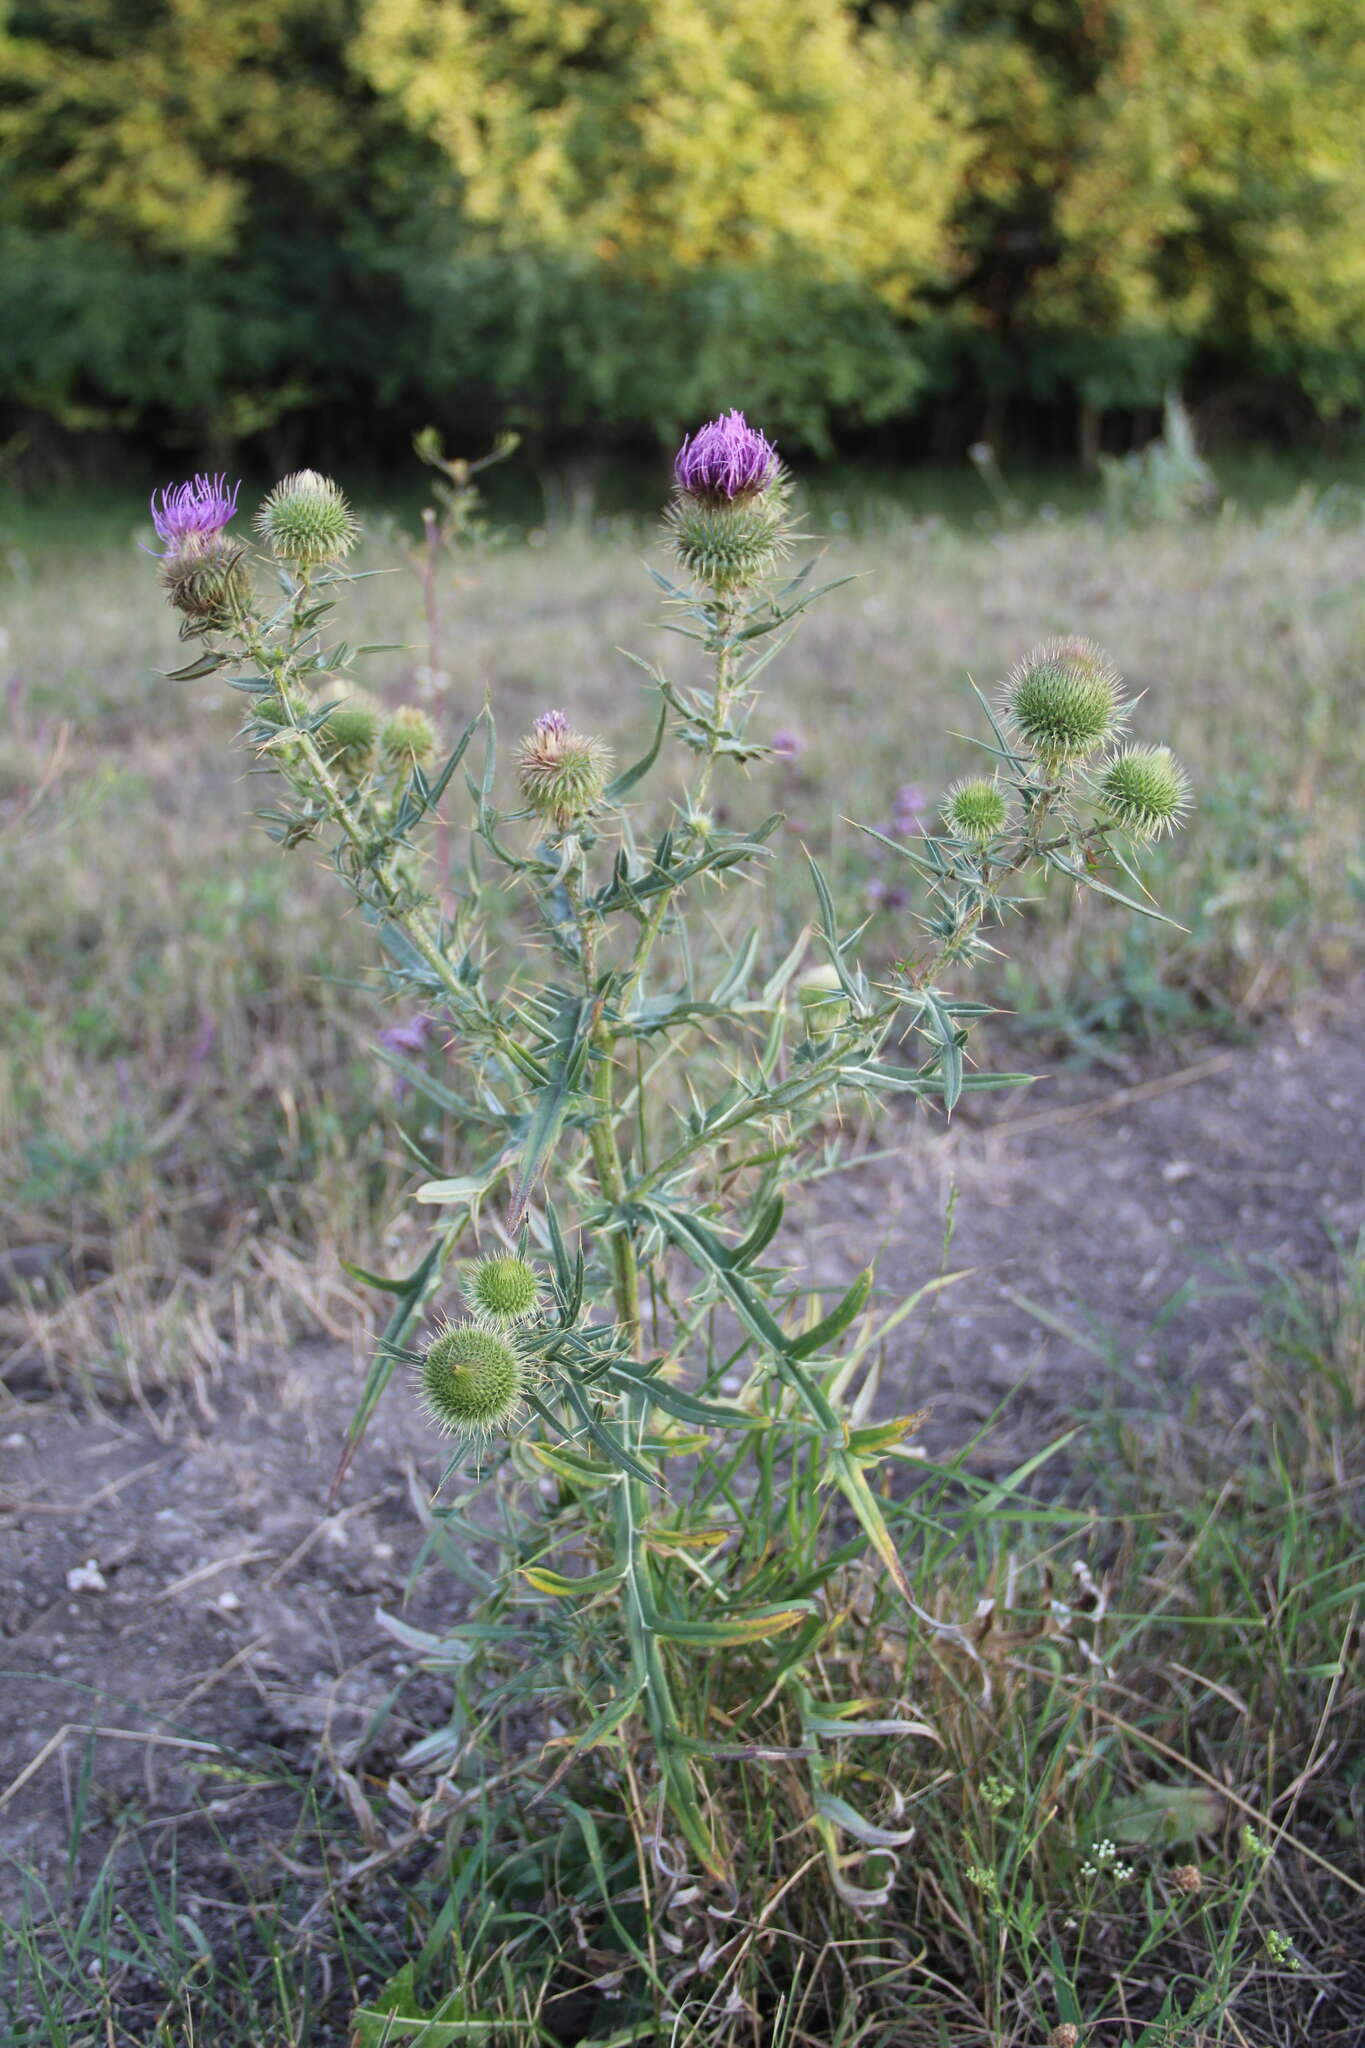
381, 705, 438, 772
150, 474, 240, 556
317, 691, 380, 777
256, 470, 358, 568
517, 710, 613, 831
417, 1320, 527, 1438
1095, 744, 1190, 838
674, 411, 779, 503
942, 775, 1009, 842
463, 1253, 543, 1326
251, 680, 314, 742
1004, 637, 1127, 766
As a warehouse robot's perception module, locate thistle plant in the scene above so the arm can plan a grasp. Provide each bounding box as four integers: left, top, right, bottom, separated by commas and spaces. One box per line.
148, 417, 1190, 1881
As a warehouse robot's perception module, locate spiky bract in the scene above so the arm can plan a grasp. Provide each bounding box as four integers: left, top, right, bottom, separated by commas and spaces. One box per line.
664, 490, 791, 593
160, 535, 252, 629
942, 776, 1008, 842
381, 705, 438, 772
517, 711, 613, 831
418, 1321, 526, 1438
317, 693, 380, 777
463, 1254, 542, 1326
256, 470, 358, 568
1095, 745, 1190, 837
1004, 638, 1126, 766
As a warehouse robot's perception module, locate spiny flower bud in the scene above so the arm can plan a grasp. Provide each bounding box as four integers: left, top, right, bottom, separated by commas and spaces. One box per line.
674, 411, 779, 504
418, 1321, 526, 1438
463, 1253, 542, 1326
317, 692, 380, 777
517, 710, 613, 832
251, 680, 313, 745
1003, 638, 1126, 767
381, 705, 438, 772
797, 963, 851, 1038
942, 776, 1009, 842
256, 470, 358, 568
1095, 745, 1190, 838
160, 534, 252, 629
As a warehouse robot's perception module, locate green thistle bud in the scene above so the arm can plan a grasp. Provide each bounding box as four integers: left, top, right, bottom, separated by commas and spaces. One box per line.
251, 681, 314, 751
381, 705, 438, 773
1003, 638, 1127, 767
517, 711, 613, 832
417, 1320, 526, 1438
1095, 745, 1190, 838
942, 776, 1009, 842
463, 1253, 543, 1326
256, 470, 358, 568
160, 535, 252, 630
797, 963, 851, 1038
317, 693, 380, 777
663, 492, 791, 594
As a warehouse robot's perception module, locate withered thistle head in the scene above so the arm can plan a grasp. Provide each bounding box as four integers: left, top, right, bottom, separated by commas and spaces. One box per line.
517, 710, 612, 831
160, 533, 252, 630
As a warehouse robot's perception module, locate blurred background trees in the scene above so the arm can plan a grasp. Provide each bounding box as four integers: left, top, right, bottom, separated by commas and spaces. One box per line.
2, 0, 1362, 468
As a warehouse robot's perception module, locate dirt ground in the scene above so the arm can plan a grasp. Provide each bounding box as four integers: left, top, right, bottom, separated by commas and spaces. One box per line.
1, 985, 1362, 1946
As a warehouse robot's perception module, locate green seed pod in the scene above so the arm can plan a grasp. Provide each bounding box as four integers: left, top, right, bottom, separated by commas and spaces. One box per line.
517, 711, 613, 831
663, 491, 791, 593
1095, 745, 1190, 838
418, 1321, 526, 1438
316, 693, 380, 777
463, 1253, 542, 1326
1003, 638, 1127, 767
256, 470, 358, 568
160, 536, 252, 630
381, 705, 438, 773
942, 776, 1009, 842
797, 963, 851, 1038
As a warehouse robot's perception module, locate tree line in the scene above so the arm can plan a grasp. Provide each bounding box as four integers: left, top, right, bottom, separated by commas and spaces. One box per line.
2, 0, 1362, 465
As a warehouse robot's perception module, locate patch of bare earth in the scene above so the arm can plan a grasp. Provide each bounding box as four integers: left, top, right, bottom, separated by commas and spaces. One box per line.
0, 987, 1361, 1926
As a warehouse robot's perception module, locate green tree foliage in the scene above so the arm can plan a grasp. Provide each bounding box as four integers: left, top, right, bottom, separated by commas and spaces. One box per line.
2, 0, 1363, 454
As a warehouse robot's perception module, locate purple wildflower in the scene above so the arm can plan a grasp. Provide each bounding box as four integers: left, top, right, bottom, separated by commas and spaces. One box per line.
533, 709, 571, 741
674, 411, 779, 502
378, 1012, 438, 1101
866, 877, 909, 913
892, 783, 931, 835
150, 473, 240, 555
770, 728, 804, 762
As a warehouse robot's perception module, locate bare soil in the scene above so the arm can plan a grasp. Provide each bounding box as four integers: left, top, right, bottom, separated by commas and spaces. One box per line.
1, 987, 1362, 1961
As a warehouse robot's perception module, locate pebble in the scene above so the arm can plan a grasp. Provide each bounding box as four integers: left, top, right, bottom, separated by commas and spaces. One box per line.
65, 1560, 107, 1595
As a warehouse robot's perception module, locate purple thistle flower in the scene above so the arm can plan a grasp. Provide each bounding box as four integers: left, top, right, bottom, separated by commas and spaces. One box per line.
674, 411, 779, 502
770, 728, 804, 762
150, 473, 240, 555
533, 709, 571, 740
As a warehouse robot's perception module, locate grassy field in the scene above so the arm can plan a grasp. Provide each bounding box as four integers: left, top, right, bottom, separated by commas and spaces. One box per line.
2, 476, 1361, 1394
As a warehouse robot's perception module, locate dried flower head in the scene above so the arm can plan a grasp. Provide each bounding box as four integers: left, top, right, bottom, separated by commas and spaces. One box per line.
1049, 2027, 1081, 2048
1004, 637, 1127, 766
517, 711, 613, 831
381, 705, 438, 772
257, 470, 358, 568
674, 411, 779, 503
942, 775, 1009, 842
151, 474, 240, 556
1095, 745, 1190, 838
1172, 1864, 1203, 1896
418, 1320, 527, 1438
463, 1253, 543, 1326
